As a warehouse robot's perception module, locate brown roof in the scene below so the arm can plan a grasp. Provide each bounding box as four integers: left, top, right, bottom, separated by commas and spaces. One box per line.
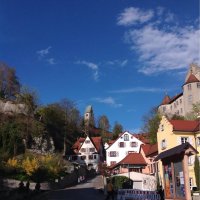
155, 142, 198, 161
169, 119, 200, 132
185, 74, 199, 85
161, 95, 171, 105
91, 137, 102, 152
168, 93, 183, 104
117, 153, 146, 166
142, 143, 158, 157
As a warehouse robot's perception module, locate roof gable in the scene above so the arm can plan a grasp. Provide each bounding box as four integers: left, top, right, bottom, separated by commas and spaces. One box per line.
185, 74, 199, 85
106, 131, 143, 150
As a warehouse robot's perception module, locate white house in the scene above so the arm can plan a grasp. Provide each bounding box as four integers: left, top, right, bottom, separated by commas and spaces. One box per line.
70, 136, 104, 171
106, 131, 144, 166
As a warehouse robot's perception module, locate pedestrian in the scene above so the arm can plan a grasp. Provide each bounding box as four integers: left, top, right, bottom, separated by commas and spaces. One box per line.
105, 179, 114, 200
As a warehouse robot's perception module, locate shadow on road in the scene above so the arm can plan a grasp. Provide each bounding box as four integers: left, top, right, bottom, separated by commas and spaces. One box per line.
41, 187, 105, 200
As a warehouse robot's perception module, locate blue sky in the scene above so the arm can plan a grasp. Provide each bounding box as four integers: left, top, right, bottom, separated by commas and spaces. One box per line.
0, 0, 200, 132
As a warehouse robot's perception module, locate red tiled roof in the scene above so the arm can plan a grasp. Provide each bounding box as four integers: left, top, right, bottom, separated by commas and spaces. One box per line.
161, 95, 171, 105
118, 153, 147, 166
72, 137, 85, 151
142, 143, 158, 157
185, 74, 199, 84
91, 137, 102, 152
169, 120, 200, 132
168, 93, 183, 104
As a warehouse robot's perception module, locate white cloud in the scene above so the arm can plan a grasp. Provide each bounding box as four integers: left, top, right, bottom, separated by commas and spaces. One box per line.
36, 46, 52, 57
47, 58, 56, 65
109, 86, 168, 94
106, 59, 128, 67
76, 60, 99, 81
126, 25, 200, 74
93, 97, 123, 108
117, 6, 200, 75
117, 7, 154, 26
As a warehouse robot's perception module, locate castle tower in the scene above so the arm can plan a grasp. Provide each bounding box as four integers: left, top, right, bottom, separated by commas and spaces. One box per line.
183, 72, 200, 115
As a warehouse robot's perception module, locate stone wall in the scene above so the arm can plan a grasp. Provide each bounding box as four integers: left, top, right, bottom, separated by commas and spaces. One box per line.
0, 100, 28, 115
2, 166, 87, 190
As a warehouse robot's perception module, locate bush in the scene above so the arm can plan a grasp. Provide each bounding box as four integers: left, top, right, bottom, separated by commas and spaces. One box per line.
111, 176, 130, 189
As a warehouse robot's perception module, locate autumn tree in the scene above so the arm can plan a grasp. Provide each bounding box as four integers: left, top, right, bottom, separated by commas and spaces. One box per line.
185, 101, 200, 120
37, 99, 82, 154
112, 122, 123, 140
142, 107, 161, 144
0, 62, 20, 100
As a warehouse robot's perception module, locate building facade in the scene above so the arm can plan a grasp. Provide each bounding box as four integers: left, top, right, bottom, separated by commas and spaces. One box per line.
70, 136, 104, 171
106, 131, 144, 167
157, 116, 200, 191
158, 64, 200, 117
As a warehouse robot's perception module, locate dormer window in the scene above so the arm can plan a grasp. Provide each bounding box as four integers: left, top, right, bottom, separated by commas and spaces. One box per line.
124, 134, 129, 141
197, 83, 200, 88
85, 140, 90, 144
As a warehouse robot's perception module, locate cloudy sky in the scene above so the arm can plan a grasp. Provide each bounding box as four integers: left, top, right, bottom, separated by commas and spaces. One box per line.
0, 0, 199, 132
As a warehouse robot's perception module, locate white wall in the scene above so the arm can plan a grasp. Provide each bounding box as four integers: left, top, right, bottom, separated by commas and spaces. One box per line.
115, 172, 157, 191
106, 132, 143, 166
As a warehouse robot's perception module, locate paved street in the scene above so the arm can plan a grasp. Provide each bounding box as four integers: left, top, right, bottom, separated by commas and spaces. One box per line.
43, 175, 105, 200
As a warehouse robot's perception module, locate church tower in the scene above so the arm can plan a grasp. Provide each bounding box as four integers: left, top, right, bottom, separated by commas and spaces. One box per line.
84, 105, 94, 128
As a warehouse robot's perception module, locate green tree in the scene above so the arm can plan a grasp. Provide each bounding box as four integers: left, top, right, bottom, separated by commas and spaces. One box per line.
16, 87, 39, 149
142, 107, 161, 144
112, 122, 123, 140
185, 101, 200, 120
37, 99, 82, 154
0, 62, 20, 100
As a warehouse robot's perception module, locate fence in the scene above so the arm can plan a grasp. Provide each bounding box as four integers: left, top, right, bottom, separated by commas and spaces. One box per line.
117, 189, 161, 200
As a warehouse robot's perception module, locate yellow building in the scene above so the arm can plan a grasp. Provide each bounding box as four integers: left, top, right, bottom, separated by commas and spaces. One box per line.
157, 116, 200, 192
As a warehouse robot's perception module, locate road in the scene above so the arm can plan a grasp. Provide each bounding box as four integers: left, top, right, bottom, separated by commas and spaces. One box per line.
43, 175, 105, 200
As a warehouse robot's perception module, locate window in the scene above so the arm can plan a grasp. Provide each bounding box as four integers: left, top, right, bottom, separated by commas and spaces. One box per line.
93, 155, 97, 159
110, 151, 118, 157
81, 156, 86, 160
180, 108, 183, 113
161, 124, 164, 131
161, 139, 166, 149
188, 84, 191, 90
197, 137, 200, 146
197, 83, 200, 88
89, 148, 95, 152
124, 134, 129, 141
170, 105, 172, 110
80, 148, 86, 152
181, 137, 188, 144
163, 106, 166, 112
119, 142, 125, 147
130, 142, 138, 147
180, 99, 182, 104
88, 155, 93, 160
176, 101, 178, 105
189, 178, 193, 190
188, 95, 193, 104
85, 140, 90, 144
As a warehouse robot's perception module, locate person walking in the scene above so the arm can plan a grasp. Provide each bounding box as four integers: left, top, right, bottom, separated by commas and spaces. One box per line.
105, 179, 114, 200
